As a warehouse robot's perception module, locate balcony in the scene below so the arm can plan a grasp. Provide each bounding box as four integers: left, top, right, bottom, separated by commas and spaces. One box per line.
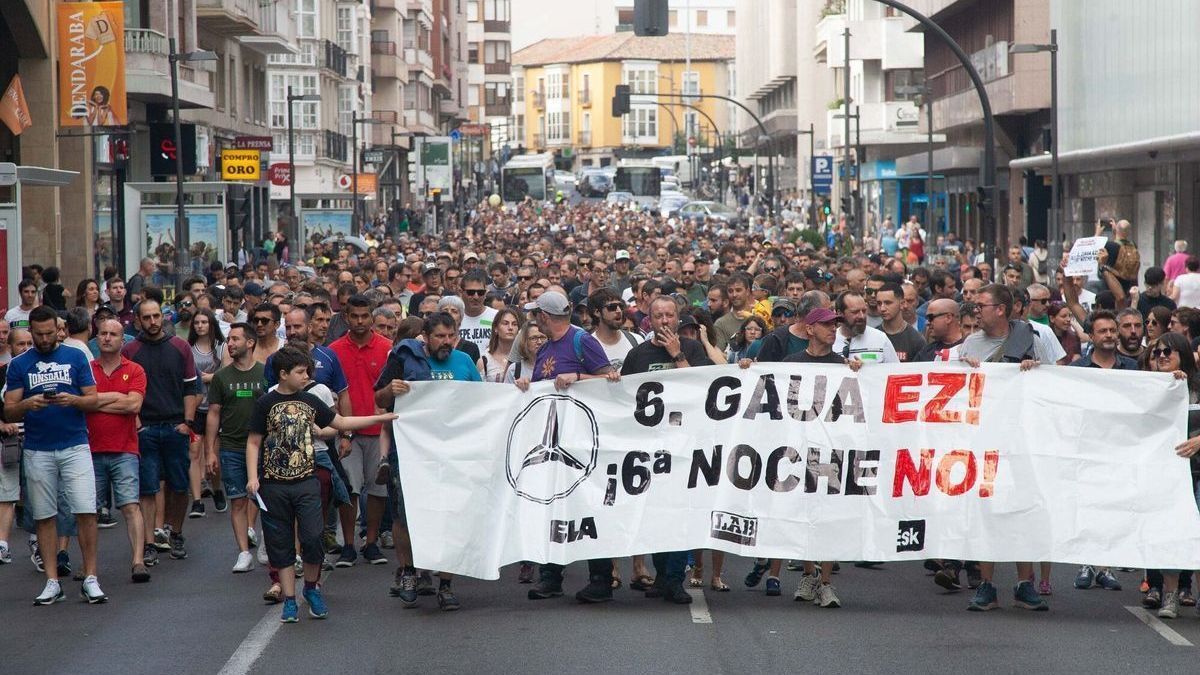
372, 110, 400, 124
374, 0, 399, 9
483, 20, 511, 34
124, 29, 214, 109
371, 41, 396, 55
533, 132, 545, 149
578, 130, 592, 147
578, 88, 591, 107
484, 61, 511, 75
405, 47, 434, 73
403, 109, 436, 131
320, 40, 349, 78
484, 102, 510, 118
196, 0, 277, 36
532, 90, 545, 110
322, 130, 349, 164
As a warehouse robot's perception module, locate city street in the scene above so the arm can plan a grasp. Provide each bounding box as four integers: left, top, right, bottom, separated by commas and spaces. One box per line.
3, 511, 1200, 674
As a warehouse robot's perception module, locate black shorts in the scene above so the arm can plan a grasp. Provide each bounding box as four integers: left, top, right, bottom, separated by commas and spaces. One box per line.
259, 478, 325, 568
385, 444, 407, 528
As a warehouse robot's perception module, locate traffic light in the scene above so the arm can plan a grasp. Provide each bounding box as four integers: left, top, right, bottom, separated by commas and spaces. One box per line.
822, 204, 831, 216
612, 85, 631, 117
431, 188, 442, 206
976, 186, 991, 215
840, 196, 852, 214
634, 0, 669, 36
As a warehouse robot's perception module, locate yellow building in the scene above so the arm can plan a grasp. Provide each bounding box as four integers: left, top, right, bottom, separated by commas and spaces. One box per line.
512, 33, 735, 169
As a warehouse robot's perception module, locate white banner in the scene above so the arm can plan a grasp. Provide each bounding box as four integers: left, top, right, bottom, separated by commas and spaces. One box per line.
392, 363, 1200, 580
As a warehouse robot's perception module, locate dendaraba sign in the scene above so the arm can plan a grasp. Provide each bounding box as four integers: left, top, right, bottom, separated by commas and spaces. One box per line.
57, 2, 127, 127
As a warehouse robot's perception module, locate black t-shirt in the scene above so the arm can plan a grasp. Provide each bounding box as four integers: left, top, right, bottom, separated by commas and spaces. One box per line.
914, 337, 965, 363
1137, 293, 1176, 316
456, 340, 480, 364
620, 336, 712, 375
249, 389, 336, 483
884, 323, 927, 362
782, 349, 846, 365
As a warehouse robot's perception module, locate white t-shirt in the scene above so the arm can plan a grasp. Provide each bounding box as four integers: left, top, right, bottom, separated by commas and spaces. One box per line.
833, 326, 899, 364
1175, 273, 1200, 308
1029, 320, 1067, 364
459, 307, 498, 353
5, 307, 30, 328
594, 330, 644, 371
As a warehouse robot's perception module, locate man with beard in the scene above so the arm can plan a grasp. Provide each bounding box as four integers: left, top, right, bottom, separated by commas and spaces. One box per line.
705, 284, 729, 321
1116, 308, 1145, 360
679, 260, 707, 307
374, 312, 481, 611
832, 292, 898, 364
588, 287, 642, 371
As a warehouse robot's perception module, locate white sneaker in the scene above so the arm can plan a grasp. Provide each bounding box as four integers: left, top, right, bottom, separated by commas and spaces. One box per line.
815, 582, 841, 608
793, 573, 819, 602
33, 578, 63, 606
1159, 591, 1180, 619
247, 527, 258, 548
81, 575, 108, 604
233, 550, 255, 573
0, 542, 12, 564
256, 544, 269, 566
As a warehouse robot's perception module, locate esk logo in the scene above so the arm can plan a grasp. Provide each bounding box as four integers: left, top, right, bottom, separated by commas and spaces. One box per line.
505, 394, 598, 504
896, 519, 926, 552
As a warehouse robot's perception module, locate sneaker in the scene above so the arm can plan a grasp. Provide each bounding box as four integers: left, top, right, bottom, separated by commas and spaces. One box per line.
437, 587, 462, 611
97, 508, 118, 529
1143, 588, 1162, 609
815, 582, 841, 608
321, 559, 334, 572
33, 579, 64, 606
0, 542, 11, 564
263, 583, 282, 604
293, 556, 304, 578
29, 539, 43, 572
744, 559, 770, 587
56, 550, 71, 578
398, 569, 419, 607
322, 530, 340, 555
528, 568, 564, 600
1096, 570, 1122, 591
187, 500, 205, 518
334, 545, 357, 568
923, 559, 943, 574
794, 573, 820, 602
661, 584, 694, 604
1180, 588, 1196, 607
1013, 580, 1049, 611
201, 480, 213, 499
935, 566, 963, 592
360, 542, 388, 565
247, 527, 258, 548
233, 551, 255, 573
154, 526, 172, 551
81, 575, 107, 604
517, 562, 535, 584
303, 585, 329, 619
142, 544, 159, 567
379, 531, 394, 549
765, 576, 781, 596
169, 533, 187, 560
131, 563, 151, 583
1038, 579, 1053, 596
389, 567, 405, 597
1073, 565, 1095, 589
785, 560, 804, 572
256, 545, 268, 566
416, 571, 436, 596
575, 575, 614, 603
280, 597, 299, 623
212, 491, 228, 513
1158, 591, 1180, 619
967, 581, 999, 611
966, 565, 983, 589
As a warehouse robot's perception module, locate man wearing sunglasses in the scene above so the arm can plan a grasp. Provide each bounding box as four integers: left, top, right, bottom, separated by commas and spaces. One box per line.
458, 271, 497, 352
587, 287, 642, 371
914, 299, 965, 363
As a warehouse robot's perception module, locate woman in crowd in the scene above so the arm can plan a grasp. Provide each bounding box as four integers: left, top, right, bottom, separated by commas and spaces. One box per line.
726, 315, 768, 363
1146, 305, 1172, 347
74, 278, 102, 316
684, 308, 727, 365
187, 308, 226, 518
503, 323, 546, 384
1048, 301, 1083, 363
479, 308, 523, 383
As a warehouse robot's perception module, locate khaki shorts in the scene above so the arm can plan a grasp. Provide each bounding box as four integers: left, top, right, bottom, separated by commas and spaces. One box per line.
343, 435, 386, 498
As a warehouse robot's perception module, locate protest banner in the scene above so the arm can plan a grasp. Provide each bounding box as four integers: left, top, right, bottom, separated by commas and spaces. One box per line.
392, 363, 1200, 580
1065, 236, 1107, 276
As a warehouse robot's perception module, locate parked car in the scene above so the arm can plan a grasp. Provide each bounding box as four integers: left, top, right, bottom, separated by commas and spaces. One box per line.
659, 194, 690, 217
605, 191, 634, 206
678, 200, 741, 225
554, 170, 577, 189
578, 171, 614, 197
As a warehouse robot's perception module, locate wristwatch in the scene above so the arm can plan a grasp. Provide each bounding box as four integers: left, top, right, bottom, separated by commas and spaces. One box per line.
671, 352, 688, 362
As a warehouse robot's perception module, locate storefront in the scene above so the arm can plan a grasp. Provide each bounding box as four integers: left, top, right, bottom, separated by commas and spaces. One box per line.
860, 160, 946, 234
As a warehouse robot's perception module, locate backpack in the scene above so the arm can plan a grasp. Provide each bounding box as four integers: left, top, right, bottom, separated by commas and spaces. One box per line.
1113, 240, 1140, 281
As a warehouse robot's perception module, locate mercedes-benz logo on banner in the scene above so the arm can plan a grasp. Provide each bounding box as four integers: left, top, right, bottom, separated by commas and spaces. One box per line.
506, 394, 599, 504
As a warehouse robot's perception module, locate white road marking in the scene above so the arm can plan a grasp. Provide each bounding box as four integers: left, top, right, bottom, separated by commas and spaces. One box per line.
687, 587, 713, 624
219, 569, 336, 675
1124, 606, 1194, 647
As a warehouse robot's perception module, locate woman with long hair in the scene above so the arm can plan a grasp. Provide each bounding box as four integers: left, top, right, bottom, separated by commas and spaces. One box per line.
186, 308, 226, 518
1146, 305, 1172, 346
685, 308, 728, 365
75, 278, 102, 314
503, 323, 547, 384
726, 315, 769, 363
479, 308, 523, 382
1144, 332, 1200, 617
1048, 302, 1082, 362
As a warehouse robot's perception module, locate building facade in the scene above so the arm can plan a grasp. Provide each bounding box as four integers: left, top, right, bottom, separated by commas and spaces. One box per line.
465, 0, 513, 161
512, 0, 736, 51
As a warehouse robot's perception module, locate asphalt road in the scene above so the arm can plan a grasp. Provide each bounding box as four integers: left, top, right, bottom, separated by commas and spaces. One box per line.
3, 509, 1200, 675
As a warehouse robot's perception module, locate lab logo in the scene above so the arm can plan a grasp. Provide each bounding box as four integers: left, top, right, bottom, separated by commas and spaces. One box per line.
896, 519, 926, 552
710, 510, 758, 546
506, 394, 598, 504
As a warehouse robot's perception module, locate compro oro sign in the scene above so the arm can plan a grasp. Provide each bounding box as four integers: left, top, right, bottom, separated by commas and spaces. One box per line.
220, 149, 261, 181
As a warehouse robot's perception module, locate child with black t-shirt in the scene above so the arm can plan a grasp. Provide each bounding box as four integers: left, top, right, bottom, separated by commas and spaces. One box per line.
246, 346, 396, 623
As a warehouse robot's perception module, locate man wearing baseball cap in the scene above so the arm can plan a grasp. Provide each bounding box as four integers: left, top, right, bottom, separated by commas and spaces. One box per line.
612, 250, 633, 295
513, 291, 620, 604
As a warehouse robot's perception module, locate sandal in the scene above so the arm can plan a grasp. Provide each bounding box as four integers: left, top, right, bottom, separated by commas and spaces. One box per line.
630, 574, 655, 591
688, 575, 704, 588
611, 573, 623, 590
710, 577, 731, 592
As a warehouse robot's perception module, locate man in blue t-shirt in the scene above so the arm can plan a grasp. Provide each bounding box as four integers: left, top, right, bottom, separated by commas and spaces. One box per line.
374, 312, 481, 611
4, 306, 103, 605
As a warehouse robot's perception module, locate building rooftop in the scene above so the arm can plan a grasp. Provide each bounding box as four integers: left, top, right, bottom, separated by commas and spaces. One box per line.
513, 32, 735, 66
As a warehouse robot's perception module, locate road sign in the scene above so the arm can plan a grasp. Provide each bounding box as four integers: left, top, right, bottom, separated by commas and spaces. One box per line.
449, 129, 461, 141
220, 149, 261, 181
268, 163, 291, 186
458, 124, 488, 136
812, 155, 833, 194
362, 149, 385, 165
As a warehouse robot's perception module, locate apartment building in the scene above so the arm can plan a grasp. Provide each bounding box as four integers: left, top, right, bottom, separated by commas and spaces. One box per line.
512, 0, 736, 51
465, 0, 513, 152
735, 0, 801, 191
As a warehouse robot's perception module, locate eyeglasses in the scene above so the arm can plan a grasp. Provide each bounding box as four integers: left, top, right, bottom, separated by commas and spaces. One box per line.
462, 289, 486, 297
975, 303, 1003, 310
864, 288, 878, 296
1028, 297, 1049, 304
1147, 319, 1159, 326
518, 275, 533, 281
252, 317, 273, 324
1152, 347, 1174, 358
603, 302, 624, 312
764, 266, 780, 273
528, 335, 548, 343
682, 270, 695, 276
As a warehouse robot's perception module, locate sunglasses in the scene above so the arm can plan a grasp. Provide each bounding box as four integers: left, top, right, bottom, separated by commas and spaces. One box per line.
864, 288, 877, 296
603, 302, 624, 312
764, 267, 780, 273
462, 289, 486, 297
518, 276, 533, 281
252, 317, 273, 324
772, 309, 795, 318
925, 312, 953, 322
1152, 347, 1174, 358
682, 270, 695, 275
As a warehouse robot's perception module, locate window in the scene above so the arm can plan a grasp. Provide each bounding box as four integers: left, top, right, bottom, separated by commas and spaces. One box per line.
696, 10, 707, 27
515, 113, 525, 141
669, 10, 677, 27
622, 107, 657, 141
468, 0, 478, 20
547, 111, 570, 142
886, 69, 925, 101
484, 41, 510, 64
545, 72, 568, 99
484, 0, 508, 21
213, 54, 226, 111
372, 29, 389, 44
269, 73, 318, 129
728, 10, 736, 27
469, 42, 479, 63
684, 111, 698, 138
297, 0, 316, 39
515, 76, 524, 101
624, 66, 657, 95
617, 8, 634, 27
338, 86, 355, 136
581, 73, 589, 98
485, 82, 497, 105
682, 70, 700, 100
336, 6, 355, 53
469, 85, 480, 106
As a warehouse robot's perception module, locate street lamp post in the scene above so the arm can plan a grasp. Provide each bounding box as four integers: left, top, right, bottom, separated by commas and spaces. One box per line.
168, 38, 215, 290
1011, 30, 1060, 268
350, 111, 380, 233
287, 87, 321, 249
797, 123, 816, 227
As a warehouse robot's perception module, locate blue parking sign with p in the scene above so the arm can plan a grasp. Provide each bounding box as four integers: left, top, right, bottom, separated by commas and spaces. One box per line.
812, 155, 833, 194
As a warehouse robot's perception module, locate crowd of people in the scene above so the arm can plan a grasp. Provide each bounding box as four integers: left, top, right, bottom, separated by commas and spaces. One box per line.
1, 198, 1198, 623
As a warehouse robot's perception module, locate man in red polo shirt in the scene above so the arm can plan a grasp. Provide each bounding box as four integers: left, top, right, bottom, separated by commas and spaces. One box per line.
328, 294, 392, 567
87, 318, 150, 582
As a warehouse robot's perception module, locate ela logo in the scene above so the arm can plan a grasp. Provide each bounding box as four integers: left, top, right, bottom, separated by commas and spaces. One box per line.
896, 519, 926, 552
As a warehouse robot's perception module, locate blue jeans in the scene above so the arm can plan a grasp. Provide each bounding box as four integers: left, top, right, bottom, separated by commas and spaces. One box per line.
219, 450, 249, 499
138, 424, 190, 495
92, 453, 140, 508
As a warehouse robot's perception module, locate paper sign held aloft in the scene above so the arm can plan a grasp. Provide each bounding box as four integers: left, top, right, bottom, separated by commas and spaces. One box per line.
1065, 236, 1107, 277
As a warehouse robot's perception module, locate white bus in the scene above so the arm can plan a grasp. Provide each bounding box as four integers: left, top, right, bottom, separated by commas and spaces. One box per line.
500, 153, 556, 203
614, 159, 662, 207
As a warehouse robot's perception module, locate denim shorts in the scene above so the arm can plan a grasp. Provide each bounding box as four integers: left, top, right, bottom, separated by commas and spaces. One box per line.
23, 445, 96, 521
0, 461, 18, 502
219, 450, 249, 500
92, 452, 140, 508
138, 424, 190, 495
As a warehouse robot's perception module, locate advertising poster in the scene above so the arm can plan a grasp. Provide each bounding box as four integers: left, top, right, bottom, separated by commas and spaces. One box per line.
57, 1, 127, 127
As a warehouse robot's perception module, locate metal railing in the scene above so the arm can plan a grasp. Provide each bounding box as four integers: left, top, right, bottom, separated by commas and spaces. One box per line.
371, 41, 396, 55
578, 88, 591, 106
125, 28, 167, 55
578, 130, 592, 146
